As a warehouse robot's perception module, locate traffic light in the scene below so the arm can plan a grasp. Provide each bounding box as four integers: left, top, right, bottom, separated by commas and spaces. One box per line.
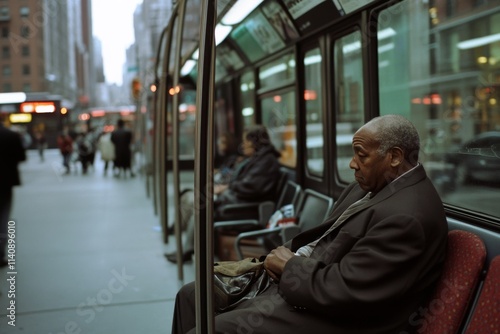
132, 78, 141, 100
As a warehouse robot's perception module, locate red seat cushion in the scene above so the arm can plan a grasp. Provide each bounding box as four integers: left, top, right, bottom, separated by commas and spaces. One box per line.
465, 255, 500, 334
421, 230, 486, 334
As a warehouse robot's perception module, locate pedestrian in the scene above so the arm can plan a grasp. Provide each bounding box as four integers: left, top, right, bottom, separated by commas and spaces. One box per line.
111, 119, 135, 178
34, 127, 47, 162
98, 131, 116, 176
0, 116, 26, 267
57, 126, 74, 174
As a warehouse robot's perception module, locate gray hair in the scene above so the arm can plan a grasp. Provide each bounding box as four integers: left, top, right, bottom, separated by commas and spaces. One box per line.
370, 115, 420, 165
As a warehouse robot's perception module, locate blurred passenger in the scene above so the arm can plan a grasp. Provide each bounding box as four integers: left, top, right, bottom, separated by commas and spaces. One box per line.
111, 119, 135, 178
213, 125, 281, 210
166, 125, 281, 263
213, 132, 241, 184
0, 116, 26, 267
57, 127, 74, 174
98, 131, 116, 176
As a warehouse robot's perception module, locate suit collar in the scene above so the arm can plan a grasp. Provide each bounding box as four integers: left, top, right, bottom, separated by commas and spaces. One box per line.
327, 165, 426, 225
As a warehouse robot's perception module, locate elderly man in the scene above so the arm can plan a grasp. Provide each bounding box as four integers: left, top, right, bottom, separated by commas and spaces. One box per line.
172, 115, 448, 334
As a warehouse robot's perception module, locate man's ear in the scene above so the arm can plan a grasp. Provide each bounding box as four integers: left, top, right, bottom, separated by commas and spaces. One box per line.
390, 147, 404, 167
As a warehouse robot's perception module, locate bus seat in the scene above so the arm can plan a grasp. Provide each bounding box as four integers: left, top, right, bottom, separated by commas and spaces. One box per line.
464, 255, 500, 334
233, 189, 334, 260
420, 230, 486, 334
214, 181, 302, 261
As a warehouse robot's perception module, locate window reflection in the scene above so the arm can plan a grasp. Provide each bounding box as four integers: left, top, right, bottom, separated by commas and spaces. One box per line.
259, 53, 296, 90
334, 30, 365, 183
378, 0, 500, 217
240, 71, 256, 127
304, 47, 325, 176
261, 91, 296, 168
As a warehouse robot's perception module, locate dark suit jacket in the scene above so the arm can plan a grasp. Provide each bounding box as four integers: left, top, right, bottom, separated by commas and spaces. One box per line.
0, 124, 26, 191
242, 165, 448, 333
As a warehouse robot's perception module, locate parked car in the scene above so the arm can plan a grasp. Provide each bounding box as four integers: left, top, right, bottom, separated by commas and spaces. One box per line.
444, 131, 500, 185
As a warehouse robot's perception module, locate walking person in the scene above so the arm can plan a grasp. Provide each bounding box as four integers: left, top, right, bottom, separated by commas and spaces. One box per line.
34, 128, 47, 162
57, 127, 74, 174
0, 116, 26, 267
98, 131, 116, 176
76, 131, 95, 174
111, 119, 135, 178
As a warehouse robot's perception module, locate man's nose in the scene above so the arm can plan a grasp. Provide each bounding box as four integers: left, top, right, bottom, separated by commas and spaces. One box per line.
349, 157, 358, 170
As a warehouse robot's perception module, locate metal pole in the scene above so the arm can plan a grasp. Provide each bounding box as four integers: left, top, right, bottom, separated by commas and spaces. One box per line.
172, 0, 188, 280
195, 0, 216, 332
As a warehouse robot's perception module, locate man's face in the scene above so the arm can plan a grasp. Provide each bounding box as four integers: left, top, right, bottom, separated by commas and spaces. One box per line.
349, 125, 392, 194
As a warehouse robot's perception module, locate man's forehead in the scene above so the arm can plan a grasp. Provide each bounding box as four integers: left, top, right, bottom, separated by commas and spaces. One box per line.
352, 127, 379, 147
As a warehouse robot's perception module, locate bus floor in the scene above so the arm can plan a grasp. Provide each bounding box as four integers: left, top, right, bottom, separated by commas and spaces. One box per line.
0, 149, 194, 334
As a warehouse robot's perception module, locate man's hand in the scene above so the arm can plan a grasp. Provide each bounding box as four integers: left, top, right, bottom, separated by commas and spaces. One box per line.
264, 246, 295, 282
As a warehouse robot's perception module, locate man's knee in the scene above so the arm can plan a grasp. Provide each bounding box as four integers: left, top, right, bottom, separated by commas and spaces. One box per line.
178, 281, 196, 299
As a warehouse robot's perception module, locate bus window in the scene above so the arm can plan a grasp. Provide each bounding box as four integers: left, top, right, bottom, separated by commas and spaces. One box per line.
377, 0, 500, 218
259, 53, 296, 90
240, 71, 256, 127
304, 47, 325, 176
333, 30, 365, 183
261, 91, 296, 168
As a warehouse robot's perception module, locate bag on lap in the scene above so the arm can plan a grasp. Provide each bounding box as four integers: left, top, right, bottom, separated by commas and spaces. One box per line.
213, 257, 271, 314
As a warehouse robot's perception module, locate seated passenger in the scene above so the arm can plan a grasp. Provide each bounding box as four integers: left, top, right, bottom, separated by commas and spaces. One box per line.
171, 115, 449, 333
213, 132, 242, 185
213, 125, 281, 213
166, 125, 282, 263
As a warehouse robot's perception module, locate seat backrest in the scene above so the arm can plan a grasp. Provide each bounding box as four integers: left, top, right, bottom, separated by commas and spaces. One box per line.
420, 230, 486, 334
257, 181, 302, 227
273, 168, 289, 199
464, 255, 500, 334
295, 189, 334, 235
275, 180, 302, 211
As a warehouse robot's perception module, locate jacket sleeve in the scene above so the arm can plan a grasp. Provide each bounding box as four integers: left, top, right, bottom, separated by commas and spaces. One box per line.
229, 152, 280, 200
279, 214, 428, 317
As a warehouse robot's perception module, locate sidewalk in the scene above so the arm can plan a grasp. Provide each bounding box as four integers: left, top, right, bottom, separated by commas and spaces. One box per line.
0, 149, 194, 334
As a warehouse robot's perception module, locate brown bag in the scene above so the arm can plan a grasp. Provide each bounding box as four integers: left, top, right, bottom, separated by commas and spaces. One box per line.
213, 257, 271, 313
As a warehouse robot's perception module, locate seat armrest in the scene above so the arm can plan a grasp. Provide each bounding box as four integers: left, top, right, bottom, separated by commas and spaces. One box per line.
217, 202, 261, 221
234, 227, 282, 260
214, 219, 260, 231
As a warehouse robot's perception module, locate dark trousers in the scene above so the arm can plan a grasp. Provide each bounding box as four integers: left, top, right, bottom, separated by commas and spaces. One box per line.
62, 153, 72, 172
0, 188, 13, 260
172, 281, 294, 334
172, 282, 197, 334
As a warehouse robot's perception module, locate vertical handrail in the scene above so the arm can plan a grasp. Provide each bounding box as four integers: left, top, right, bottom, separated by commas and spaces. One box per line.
172, 0, 188, 280
151, 26, 168, 217
158, 10, 179, 245
195, 0, 216, 333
